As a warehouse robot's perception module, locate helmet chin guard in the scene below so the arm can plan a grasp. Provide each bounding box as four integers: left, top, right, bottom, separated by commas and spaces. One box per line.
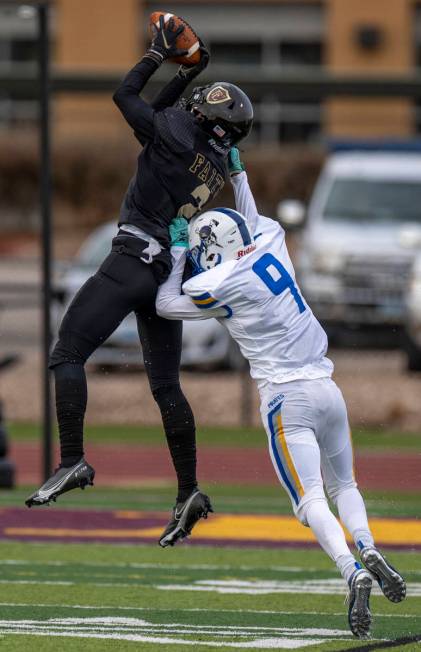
188, 208, 255, 275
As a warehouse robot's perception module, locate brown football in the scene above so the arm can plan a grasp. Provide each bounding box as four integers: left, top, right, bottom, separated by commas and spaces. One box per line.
149, 11, 201, 66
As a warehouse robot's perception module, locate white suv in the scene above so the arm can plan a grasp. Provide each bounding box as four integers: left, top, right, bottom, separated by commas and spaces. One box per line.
279, 152, 421, 334
404, 252, 421, 370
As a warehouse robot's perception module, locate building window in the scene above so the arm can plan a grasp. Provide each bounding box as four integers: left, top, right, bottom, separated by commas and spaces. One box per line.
0, 4, 39, 128
10, 38, 38, 63
279, 41, 323, 66
209, 41, 262, 65
249, 99, 322, 145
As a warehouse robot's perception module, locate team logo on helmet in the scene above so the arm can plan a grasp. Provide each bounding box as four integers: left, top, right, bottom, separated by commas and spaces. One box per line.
206, 86, 231, 104
197, 221, 221, 250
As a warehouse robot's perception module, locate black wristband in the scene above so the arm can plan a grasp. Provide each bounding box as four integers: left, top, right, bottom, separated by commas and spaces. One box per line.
143, 48, 164, 66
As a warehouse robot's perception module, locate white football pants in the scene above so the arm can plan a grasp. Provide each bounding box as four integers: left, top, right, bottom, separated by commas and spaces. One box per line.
260, 376, 374, 575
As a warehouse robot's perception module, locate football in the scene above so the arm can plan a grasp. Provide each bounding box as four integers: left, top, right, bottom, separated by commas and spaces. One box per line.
148, 11, 201, 66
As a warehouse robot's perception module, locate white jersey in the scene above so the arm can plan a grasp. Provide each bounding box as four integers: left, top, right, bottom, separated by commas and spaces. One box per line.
156, 172, 333, 390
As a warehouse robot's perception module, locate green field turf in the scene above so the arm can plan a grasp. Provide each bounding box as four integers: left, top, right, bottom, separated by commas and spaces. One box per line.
3, 422, 421, 649
9, 422, 421, 451
0, 541, 419, 651
1, 485, 421, 519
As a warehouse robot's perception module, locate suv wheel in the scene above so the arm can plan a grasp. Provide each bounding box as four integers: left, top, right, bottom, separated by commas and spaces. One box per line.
403, 331, 421, 372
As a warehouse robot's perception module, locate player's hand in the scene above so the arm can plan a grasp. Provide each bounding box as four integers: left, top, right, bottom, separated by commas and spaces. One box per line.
148, 15, 188, 64
228, 147, 245, 176
169, 217, 189, 248
177, 39, 210, 81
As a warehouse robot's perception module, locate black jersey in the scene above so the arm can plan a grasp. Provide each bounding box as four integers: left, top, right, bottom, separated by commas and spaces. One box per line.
119, 108, 226, 248
113, 58, 227, 250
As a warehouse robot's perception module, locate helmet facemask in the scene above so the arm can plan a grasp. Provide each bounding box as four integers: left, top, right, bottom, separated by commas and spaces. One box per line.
187, 208, 256, 275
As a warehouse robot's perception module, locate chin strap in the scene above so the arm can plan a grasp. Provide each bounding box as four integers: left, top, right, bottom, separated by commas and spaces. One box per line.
186, 246, 205, 276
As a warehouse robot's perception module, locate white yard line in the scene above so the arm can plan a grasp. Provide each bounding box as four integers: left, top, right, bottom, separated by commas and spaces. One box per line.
156, 578, 421, 597
0, 559, 318, 573
0, 629, 326, 649
1, 575, 421, 596
0, 602, 418, 619
0, 617, 362, 649
0, 618, 351, 637
0, 580, 72, 586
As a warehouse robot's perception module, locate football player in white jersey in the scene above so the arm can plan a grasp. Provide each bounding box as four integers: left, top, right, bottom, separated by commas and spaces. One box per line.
156, 149, 406, 639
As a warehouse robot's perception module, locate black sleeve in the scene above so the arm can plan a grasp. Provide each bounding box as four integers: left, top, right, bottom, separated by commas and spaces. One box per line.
154, 107, 196, 153
113, 57, 159, 142
151, 74, 191, 112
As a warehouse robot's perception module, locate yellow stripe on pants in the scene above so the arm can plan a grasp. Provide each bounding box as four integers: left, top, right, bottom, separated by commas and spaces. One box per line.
276, 413, 304, 499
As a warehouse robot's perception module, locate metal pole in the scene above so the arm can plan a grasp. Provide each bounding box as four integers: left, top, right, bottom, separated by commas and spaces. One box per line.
38, 2, 52, 481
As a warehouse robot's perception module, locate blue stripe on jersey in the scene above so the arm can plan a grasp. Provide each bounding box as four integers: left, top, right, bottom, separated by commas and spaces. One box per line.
192, 291, 213, 301
222, 305, 233, 319
213, 207, 252, 247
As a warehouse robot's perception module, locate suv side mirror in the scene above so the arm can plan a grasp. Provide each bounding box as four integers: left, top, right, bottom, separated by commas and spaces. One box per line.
276, 200, 306, 230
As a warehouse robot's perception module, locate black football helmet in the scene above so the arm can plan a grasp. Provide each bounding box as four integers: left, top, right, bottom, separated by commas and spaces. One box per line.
184, 82, 253, 147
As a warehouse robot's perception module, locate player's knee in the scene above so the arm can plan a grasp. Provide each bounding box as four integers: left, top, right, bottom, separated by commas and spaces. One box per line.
326, 480, 358, 506
294, 485, 326, 526
152, 384, 195, 432
152, 383, 183, 406
49, 331, 89, 368
152, 383, 191, 414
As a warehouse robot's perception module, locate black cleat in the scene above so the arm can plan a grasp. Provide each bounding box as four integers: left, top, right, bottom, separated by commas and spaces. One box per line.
25, 458, 95, 507
347, 568, 372, 638
159, 489, 213, 548
360, 546, 406, 603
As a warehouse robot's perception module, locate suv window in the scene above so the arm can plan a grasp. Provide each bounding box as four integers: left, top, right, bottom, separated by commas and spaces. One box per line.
323, 179, 421, 223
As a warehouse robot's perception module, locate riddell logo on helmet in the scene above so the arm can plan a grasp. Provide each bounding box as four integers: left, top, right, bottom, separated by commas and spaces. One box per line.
237, 244, 256, 258
207, 86, 231, 104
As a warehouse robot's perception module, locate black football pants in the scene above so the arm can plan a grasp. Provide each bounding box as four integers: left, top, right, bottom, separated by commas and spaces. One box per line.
49, 236, 197, 502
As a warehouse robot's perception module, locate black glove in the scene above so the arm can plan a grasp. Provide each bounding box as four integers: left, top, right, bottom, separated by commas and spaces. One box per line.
177, 40, 210, 81
146, 15, 188, 65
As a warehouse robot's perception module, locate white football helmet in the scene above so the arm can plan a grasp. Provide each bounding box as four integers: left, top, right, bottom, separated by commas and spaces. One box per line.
187, 208, 255, 274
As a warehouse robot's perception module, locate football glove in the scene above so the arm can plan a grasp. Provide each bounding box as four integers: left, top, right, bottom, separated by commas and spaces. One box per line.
228, 147, 245, 176
177, 40, 210, 81
146, 15, 188, 65
169, 217, 189, 248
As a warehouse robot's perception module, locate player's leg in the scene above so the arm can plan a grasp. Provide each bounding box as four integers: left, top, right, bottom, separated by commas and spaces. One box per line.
261, 384, 372, 638
26, 249, 158, 507
262, 387, 359, 581
136, 308, 212, 547
320, 378, 406, 603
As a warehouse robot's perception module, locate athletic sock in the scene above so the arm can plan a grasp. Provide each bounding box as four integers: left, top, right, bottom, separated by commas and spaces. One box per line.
305, 498, 356, 583
335, 487, 375, 550
152, 384, 198, 503
54, 362, 86, 466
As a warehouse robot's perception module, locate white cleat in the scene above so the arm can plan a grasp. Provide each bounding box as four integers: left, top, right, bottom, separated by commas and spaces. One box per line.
360, 546, 406, 603
347, 568, 372, 639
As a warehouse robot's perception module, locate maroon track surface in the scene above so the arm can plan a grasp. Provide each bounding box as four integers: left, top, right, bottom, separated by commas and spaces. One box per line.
1, 507, 418, 549
10, 441, 421, 491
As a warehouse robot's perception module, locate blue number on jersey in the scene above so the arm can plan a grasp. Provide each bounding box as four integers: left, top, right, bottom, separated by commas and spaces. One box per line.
252, 253, 306, 313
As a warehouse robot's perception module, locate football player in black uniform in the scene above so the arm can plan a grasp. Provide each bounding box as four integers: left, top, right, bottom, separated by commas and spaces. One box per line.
26, 17, 253, 547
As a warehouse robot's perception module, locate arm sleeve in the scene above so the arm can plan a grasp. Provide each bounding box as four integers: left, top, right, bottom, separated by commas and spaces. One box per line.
156, 248, 228, 321
151, 74, 191, 112
113, 57, 159, 142
230, 171, 259, 235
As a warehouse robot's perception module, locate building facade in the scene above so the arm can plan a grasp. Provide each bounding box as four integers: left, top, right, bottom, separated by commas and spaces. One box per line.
1, 0, 420, 144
